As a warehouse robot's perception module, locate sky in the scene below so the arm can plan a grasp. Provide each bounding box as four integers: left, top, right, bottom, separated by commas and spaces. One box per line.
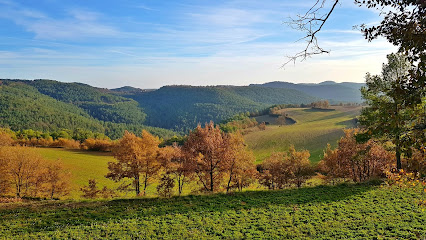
0, 0, 397, 89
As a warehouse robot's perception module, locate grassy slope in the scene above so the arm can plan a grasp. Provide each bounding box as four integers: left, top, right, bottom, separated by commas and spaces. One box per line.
0, 183, 424, 239
245, 106, 361, 163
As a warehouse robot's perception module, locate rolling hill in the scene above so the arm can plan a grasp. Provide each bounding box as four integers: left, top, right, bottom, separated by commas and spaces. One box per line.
0, 80, 176, 139
244, 106, 362, 163
124, 85, 319, 132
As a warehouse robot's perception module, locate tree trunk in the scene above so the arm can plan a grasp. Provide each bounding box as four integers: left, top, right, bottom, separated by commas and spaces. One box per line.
226, 163, 235, 193
396, 135, 402, 170
135, 175, 140, 196
143, 175, 148, 196
210, 161, 214, 192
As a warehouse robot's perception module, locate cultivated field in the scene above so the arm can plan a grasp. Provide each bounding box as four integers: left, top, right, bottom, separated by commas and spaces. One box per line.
245, 106, 362, 163
0, 182, 424, 239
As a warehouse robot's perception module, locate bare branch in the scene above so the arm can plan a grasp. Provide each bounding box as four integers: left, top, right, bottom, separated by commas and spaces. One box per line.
283, 0, 340, 67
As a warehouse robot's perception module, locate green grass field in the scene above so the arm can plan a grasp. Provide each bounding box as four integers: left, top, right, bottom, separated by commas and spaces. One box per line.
245, 106, 361, 163
0, 182, 424, 239
35, 148, 132, 199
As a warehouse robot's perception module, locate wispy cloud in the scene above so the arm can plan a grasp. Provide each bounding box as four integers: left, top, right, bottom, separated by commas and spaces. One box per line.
0, 4, 120, 40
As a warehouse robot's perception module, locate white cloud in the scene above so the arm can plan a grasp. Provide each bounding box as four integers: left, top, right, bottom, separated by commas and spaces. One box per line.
0, 4, 120, 40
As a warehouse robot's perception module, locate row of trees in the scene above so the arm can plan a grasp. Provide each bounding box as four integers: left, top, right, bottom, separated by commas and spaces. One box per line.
106, 124, 259, 196
105, 121, 418, 197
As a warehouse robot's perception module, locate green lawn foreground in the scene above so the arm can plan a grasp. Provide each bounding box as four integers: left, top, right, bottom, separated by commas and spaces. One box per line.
0, 182, 424, 239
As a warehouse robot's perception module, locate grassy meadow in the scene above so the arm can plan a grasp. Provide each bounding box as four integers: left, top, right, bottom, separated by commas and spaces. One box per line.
35, 148, 131, 199
245, 106, 361, 163
0, 182, 424, 239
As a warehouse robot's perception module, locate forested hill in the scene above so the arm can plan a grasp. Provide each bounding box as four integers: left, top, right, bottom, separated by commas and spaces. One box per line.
250, 81, 364, 103
0, 80, 175, 139
122, 85, 318, 132
26, 79, 147, 125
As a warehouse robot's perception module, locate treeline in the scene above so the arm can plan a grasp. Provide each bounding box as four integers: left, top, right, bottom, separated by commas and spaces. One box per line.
97, 122, 318, 197
0, 128, 181, 152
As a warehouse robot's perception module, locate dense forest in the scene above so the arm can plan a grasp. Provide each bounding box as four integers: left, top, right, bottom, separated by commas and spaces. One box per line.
0, 80, 175, 139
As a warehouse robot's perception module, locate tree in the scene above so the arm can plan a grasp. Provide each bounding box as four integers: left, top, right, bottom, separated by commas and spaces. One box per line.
259, 152, 287, 189
357, 53, 422, 169
0, 146, 44, 197
0, 128, 14, 146
259, 145, 313, 189
81, 179, 116, 199
286, 145, 314, 188
183, 122, 229, 192
156, 174, 175, 198
158, 145, 192, 196
39, 160, 70, 199
223, 133, 257, 192
317, 144, 346, 184
80, 179, 101, 199
106, 130, 161, 196
318, 129, 394, 182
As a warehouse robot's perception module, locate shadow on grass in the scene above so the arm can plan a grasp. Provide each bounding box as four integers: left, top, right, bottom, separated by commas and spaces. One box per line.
0, 182, 379, 233
66, 149, 113, 157
302, 108, 335, 113
335, 118, 358, 128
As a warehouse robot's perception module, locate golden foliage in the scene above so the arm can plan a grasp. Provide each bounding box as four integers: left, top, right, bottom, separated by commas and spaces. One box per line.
259, 145, 313, 189
107, 130, 161, 196
318, 129, 394, 183
0, 146, 70, 198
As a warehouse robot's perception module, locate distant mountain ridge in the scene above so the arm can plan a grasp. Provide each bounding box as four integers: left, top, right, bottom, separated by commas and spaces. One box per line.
250, 81, 364, 103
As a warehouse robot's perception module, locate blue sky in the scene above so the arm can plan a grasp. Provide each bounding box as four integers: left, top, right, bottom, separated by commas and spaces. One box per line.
0, 0, 396, 89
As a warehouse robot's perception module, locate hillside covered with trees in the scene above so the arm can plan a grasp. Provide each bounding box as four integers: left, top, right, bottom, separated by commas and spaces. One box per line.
123, 85, 319, 132
1, 79, 321, 134
0, 80, 175, 139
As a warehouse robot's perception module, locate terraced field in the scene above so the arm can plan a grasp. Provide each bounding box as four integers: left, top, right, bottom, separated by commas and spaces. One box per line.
245, 106, 362, 163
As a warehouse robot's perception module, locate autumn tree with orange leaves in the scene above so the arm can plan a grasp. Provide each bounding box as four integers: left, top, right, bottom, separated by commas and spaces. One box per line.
259, 145, 313, 189
223, 133, 257, 192
157, 145, 193, 196
107, 130, 161, 196
318, 129, 394, 183
0, 146, 70, 198
183, 122, 229, 192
